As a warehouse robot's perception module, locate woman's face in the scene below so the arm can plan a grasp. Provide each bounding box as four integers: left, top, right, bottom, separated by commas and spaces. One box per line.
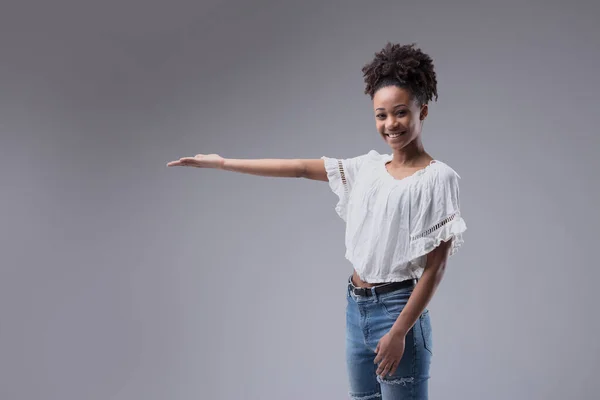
373, 85, 427, 151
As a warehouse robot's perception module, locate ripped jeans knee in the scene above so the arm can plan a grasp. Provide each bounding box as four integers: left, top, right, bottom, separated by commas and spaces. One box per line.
348, 391, 381, 400
377, 375, 415, 386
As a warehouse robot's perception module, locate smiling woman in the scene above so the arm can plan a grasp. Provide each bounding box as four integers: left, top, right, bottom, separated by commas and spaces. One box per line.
375, 86, 423, 146
167, 42, 467, 400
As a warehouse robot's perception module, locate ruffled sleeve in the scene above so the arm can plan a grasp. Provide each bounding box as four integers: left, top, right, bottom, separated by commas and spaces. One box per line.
408, 162, 467, 260
321, 153, 370, 221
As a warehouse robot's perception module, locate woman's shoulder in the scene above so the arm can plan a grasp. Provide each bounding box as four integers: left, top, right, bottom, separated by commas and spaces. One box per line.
417, 160, 462, 195
428, 160, 461, 181
341, 149, 390, 170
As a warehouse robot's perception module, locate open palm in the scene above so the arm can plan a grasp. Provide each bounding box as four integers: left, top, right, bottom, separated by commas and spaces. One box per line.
166, 154, 224, 169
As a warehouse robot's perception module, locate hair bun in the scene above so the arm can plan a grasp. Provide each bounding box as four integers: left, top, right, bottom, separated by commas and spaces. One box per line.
361, 42, 437, 104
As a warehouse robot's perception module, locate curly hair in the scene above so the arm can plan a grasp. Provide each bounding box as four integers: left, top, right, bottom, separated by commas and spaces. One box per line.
361, 43, 438, 105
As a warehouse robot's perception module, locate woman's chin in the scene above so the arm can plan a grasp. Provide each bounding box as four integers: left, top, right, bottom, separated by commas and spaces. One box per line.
383, 136, 407, 149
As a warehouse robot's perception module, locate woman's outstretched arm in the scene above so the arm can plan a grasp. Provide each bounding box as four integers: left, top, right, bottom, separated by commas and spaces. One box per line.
167, 153, 328, 181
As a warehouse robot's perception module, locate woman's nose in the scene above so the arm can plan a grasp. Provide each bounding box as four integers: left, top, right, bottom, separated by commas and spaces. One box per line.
386, 118, 400, 131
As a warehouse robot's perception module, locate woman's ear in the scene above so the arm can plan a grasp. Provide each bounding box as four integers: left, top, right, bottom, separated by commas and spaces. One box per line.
420, 104, 429, 121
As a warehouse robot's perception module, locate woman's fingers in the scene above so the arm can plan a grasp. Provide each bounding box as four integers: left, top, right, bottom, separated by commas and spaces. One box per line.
389, 361, 398, 376
375, 358, 386, 375
167, 154, 224, 169
376, 359, 396, 378
167, 157, 195, 167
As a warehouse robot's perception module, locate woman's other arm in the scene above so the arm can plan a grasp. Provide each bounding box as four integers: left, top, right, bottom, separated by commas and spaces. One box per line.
167, 154, 328, 181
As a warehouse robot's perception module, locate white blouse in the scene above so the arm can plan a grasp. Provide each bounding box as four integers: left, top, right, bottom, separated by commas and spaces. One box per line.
321, 150, 467, 283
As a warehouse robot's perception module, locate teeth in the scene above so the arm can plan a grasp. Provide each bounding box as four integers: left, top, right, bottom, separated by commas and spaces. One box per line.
388, 133, 400, 138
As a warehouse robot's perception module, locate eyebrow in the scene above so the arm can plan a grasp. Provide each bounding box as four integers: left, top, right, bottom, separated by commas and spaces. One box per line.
375, 104, 407, 111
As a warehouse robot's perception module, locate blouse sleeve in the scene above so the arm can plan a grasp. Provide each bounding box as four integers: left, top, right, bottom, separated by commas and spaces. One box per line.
321, 153, 369, 221
408, 164, 467, 260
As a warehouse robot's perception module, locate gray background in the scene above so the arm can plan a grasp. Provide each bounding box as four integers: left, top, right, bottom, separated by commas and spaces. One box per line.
2, 0, 599, 399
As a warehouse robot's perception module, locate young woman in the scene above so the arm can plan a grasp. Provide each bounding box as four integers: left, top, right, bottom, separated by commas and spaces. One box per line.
167, 42, 467, 400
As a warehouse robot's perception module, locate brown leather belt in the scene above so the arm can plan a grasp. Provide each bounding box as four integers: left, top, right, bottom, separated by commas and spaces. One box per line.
348, 278, 417, 297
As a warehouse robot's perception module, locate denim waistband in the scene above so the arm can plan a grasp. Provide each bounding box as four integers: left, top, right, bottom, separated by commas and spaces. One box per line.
347, 274, 415, 299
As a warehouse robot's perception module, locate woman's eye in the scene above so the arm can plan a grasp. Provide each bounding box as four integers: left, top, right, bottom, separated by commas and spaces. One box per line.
396, 111, 406, 117
376, 114, 385, 119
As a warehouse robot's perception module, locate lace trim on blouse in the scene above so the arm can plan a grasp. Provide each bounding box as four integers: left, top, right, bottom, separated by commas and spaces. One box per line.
410, 212, 458, 242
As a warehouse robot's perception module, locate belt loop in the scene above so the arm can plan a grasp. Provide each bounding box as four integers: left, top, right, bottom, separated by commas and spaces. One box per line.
347, 275, 354, 298
371, 286, 379, 302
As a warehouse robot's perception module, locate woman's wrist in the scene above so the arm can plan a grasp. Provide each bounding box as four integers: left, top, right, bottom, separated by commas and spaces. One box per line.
390, 316, 412, 338
218, 157, 228, 170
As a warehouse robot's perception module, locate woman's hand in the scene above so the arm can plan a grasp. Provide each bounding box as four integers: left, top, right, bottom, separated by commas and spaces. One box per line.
167, 154, 225, 169
374, 331, 406, 379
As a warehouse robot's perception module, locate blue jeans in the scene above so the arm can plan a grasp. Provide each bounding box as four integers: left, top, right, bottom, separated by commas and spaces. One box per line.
346, 277, 432, 400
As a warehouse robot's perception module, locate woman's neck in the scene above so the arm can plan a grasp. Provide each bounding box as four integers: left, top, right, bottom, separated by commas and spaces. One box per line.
389, 138, 432, 167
